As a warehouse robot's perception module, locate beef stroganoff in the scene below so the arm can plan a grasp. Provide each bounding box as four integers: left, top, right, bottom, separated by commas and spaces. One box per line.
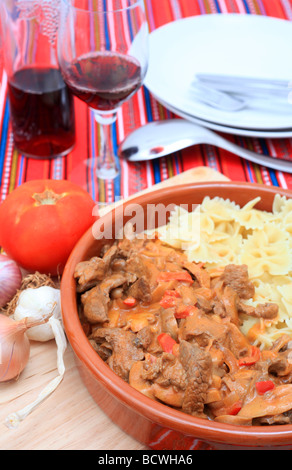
74, 195, 292, 426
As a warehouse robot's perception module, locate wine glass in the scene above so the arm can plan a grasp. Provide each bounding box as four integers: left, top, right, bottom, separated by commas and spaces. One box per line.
57, 0, 149, 180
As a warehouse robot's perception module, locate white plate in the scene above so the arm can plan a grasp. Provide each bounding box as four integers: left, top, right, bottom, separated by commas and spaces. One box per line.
144, 14, 292, 131
156, 96, 292, 138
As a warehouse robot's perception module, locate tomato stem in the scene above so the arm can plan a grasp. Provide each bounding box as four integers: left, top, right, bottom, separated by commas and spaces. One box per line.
32, 189, 66, 206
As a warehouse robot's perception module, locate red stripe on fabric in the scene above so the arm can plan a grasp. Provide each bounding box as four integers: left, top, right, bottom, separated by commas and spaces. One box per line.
66, 99, 89, 190
180, 147, 205, 171
219, 149, 247, 181
179, 0, 202, 17
23, 157, 46, 181
259, 0, 287, 17
282, 172, 292, 189
150, 0, 175, 28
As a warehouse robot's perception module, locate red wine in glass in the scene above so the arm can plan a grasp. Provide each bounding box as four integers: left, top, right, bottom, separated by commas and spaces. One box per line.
61, 51, 143, 111
8, 66, 75, 158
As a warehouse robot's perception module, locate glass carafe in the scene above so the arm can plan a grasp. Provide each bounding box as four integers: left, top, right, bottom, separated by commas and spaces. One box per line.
0, 0, 76, 159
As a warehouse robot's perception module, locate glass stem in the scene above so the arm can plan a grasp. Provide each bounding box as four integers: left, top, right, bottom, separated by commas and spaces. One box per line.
94, 110, 119, 180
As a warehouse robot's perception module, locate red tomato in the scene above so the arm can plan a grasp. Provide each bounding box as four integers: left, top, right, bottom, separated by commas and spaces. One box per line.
0, 179, 96, 275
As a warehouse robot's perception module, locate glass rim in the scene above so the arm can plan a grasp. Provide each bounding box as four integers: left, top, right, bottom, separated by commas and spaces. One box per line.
62, 0, 144, 13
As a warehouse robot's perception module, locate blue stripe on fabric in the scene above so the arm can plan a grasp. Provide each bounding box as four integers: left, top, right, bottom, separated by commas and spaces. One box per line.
268, 169, 279, 187
152, 157, 161, 183
259, 139, 270, 157
143, 87, 161, 184
245, 161, 254, 182
18, 156, 25, 186
213, 0, 221, 12
258, 139, 279, 187
103, 0, 111, 50
90, 112, 97, 202
242, 0, 251, 13
127, 9, 134, 42
112, 121, 121, 200
0, 100, 10, 183
143, 87, 153, 123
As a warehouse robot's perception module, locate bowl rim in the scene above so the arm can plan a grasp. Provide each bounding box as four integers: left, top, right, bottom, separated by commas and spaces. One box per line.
61, 181, 292, 447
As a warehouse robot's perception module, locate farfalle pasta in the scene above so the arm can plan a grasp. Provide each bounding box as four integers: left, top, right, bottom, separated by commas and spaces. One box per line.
240, 226, 291, 278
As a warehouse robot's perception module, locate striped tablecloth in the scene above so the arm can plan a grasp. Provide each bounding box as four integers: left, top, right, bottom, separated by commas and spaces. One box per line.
1, 0, 292, 204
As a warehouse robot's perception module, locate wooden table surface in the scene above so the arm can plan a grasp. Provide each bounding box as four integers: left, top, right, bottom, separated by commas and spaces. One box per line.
0, 168, 229, 450
0, 340, 147, 450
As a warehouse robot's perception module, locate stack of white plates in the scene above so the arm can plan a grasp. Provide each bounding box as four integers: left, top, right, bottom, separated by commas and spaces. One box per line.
144, 14, 292, 139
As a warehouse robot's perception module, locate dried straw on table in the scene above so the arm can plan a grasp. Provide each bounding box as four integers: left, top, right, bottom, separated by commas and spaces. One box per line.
2, 272, 57, 316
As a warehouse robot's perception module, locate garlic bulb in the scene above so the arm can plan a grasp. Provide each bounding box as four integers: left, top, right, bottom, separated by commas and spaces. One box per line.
5, 286, 67, 429
13, 286, 62, 341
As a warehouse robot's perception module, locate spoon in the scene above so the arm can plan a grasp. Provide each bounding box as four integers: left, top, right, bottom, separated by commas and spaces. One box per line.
118, 119, 292, 173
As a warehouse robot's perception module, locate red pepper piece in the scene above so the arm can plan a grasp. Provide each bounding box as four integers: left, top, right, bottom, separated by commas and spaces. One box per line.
227, 401, 242, 416
157, 333, 177, 354
123, 297, 136, 307
255, 380, 275, 395
238, 346, 261, 367
164, 290, 181, 298
175, 305, 198, 319
157, 271, 193, 283
159, 290, 181, 309
160, 295, 177, 309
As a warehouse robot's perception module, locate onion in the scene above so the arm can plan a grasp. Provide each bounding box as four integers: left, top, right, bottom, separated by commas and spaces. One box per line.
0, 312, 52, 382
0, 254, 22, 309
5, 286, 67, 429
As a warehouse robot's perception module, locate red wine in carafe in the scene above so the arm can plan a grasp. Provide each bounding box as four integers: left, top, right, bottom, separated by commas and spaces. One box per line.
8, 67, 75, 158
62, 51, 142, 111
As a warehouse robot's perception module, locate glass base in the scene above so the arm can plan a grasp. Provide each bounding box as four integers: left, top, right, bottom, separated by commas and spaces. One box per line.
96, 165, 119, 180
83, 156, 119, 180
15, 144, 75, 160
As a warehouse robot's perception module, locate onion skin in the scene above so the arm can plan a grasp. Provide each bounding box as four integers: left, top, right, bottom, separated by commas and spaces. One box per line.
0, 314, 30, 382
0, 254, 22, 309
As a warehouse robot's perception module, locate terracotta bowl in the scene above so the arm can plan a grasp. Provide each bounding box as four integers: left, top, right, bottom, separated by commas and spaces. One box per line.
61, 182, 292, 450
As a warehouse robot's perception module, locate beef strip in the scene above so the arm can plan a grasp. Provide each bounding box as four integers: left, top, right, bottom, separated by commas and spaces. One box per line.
253, 412, 292, 426
127, 277, 152, 303
179, 340, 212, 417
117, 237, 147, 258
126, 255, 158, 283
196, 294, 213, 313
81, 272, 137, 323
184, 262, 211, 289
149, 354, 187, 390
101, 272, 136, 292
254, 303, 279, 320
179, 308, 229, 348
177, 285, 198, 306
221, 264, 255, 299
102, 244, 120, 266
74, 257, 107, 292
89, 339, 112, 362
81, 285, 109, 323
136, 326, 152, 350
91, 327, 144, 381
125, 255, 159, 302
160, 308, 179, 340
238, 301, 279, 320
74, 244, 120, 292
